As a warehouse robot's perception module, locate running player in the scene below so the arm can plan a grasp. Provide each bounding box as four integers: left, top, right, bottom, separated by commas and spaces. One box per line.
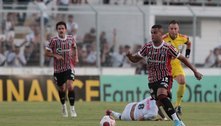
163, 20, 191, 115
45, 21, 78, 117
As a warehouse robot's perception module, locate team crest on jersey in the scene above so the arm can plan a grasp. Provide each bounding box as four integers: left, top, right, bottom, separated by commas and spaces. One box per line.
56, 48, 62, 54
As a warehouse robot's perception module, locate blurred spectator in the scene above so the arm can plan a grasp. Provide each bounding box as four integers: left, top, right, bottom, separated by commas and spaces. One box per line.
85, 43, 97, 66
100, 31, 106, 44
204, 48, 221, 67
67, 15, 78, 35
0, 40, 6, 66
111, 45, 124, 67
2, 13, 15, 36
120, 45, 132, 67
77, 43, 88, 66
101, 40, 113, 67
26, 0, 49, 26
6, 44, 27, 67
83, 27, 96, 45
35, 0, 49, 25
100, 29, 116, 67
23, 22, 41, 66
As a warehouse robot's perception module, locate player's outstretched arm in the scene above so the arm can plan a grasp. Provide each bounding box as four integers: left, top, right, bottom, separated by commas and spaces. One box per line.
178, 54, 203, 80
126, 51, 143, 63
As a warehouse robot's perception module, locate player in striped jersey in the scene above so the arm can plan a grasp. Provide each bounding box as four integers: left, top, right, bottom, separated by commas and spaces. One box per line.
45, 21, 79, 118
126, 24, 202, 126
162, 20, 192, 115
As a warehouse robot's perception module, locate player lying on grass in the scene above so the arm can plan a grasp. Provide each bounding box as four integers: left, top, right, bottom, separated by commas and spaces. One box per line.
107, 97, 169, 121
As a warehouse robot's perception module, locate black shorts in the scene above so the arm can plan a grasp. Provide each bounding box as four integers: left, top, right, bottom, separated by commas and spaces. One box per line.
148, 76, 173, 100
54, 69, 75, 86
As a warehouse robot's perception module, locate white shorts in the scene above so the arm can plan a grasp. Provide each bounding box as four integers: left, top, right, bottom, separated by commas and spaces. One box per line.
121, 102, 136, 121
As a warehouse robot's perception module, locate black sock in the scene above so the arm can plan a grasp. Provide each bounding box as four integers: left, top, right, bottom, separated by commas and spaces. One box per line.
59, 91, 66, 104
68, 90, 75, 106
158, 94, 175, 120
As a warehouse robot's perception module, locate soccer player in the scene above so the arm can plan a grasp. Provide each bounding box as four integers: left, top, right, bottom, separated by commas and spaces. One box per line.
45, 21, 79, 117
163, 20, 192, 115
126, 24, 202, 126
108, 97, 166, 121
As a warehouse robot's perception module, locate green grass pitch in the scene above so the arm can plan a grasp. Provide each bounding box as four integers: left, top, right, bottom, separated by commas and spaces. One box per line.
1, 102, 221, 126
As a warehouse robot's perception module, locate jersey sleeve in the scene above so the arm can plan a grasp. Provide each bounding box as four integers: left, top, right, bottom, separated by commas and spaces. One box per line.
180, 34, 189, 44
138, 44, 147, 57
168, 45, 180, 58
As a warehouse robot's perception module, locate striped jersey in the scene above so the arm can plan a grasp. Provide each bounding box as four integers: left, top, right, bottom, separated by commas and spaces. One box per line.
46, 35, 77, 73
138, 41, 180, 83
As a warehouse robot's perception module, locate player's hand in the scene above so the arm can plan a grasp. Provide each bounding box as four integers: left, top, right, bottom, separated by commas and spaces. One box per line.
194, 71, 203, 80
54, 54, 64, 60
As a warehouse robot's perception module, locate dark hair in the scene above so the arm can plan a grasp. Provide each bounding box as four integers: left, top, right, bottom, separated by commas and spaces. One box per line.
56, 21, 67, 30
151, 24, 163, 29
151, 24, 163, 33
169, 20, 179, 25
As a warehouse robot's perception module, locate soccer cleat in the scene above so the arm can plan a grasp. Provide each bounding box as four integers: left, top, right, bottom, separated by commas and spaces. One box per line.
62, 105, 68, 117
173, 120, 182, 126
175, 106, 182, 115
70, 107, 77, 117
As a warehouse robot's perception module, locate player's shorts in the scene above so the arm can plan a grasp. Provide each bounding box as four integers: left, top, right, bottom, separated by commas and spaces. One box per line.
148, 76, 173, 100
171, 59, 185, 77
54, 69, 75, 86
121, 102, 136, 121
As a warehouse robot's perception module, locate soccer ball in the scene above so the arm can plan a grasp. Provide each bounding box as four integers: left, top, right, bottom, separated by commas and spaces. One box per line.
100, 115, 116, 126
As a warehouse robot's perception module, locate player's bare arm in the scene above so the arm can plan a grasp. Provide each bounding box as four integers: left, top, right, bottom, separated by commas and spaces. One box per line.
45, 49, 64, 60
126, 51, 143, 63
177, 54, 203, 80
72, 45, 79, 63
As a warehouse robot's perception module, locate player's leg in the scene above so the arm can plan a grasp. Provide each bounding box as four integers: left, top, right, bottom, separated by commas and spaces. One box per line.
67, 69, 77, 117
174, 74, 186, 115
54, 72, 68, 117
157, 88, 183, 126
59, 84, 68, 117
149, 76, 184, 126
110, 110, 122, 120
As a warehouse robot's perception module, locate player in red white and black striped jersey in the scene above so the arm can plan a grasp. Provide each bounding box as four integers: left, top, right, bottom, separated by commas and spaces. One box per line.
126, 24, 202, 126
45, 21, 78, 118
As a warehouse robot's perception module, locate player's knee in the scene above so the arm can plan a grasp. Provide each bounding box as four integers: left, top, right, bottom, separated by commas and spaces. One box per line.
59, 86, 66, 92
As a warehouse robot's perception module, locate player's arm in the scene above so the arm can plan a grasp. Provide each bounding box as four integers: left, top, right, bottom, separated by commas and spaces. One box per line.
72, 42, 79, 63
185, 38, 191, 58
45, 38, 63, 60
126, 51, 143, 63
45, 49, 64, 60
177, 54, 202, 80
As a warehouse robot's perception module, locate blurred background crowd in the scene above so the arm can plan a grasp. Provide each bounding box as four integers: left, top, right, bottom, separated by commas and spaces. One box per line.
0, 0, 221, 74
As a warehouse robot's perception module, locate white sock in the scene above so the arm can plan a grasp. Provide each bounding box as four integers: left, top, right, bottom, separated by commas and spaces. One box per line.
70, 106, 75, 110
171, 113, 179, 121
62, 103, 67, 109
112, 111, 121, 120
